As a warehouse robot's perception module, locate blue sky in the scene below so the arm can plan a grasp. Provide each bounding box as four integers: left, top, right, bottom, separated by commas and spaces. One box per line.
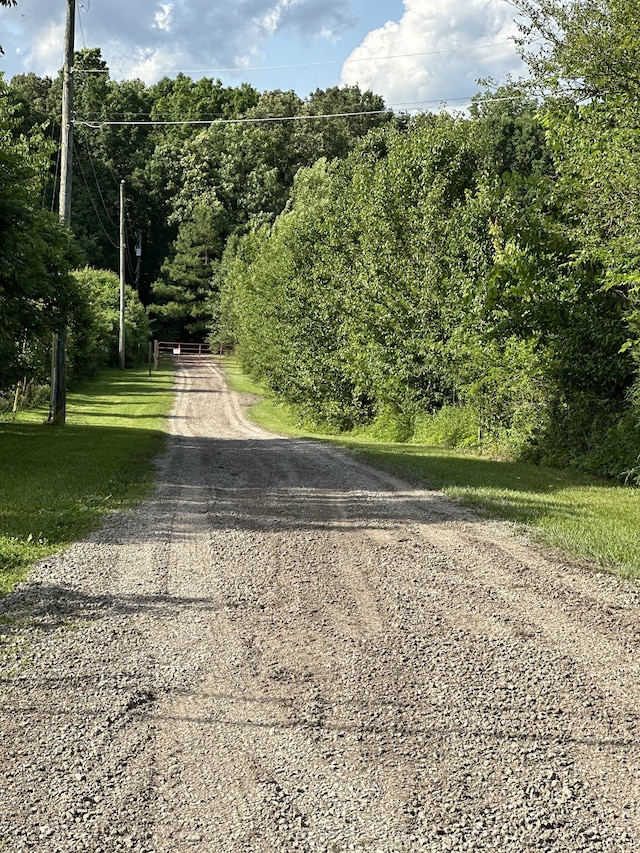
0, 1, 527, 110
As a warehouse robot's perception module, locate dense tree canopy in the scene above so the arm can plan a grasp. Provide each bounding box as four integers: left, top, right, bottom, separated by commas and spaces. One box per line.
0, 75, 79, 397
3, 3, 640, 481
217, 77, 639, 477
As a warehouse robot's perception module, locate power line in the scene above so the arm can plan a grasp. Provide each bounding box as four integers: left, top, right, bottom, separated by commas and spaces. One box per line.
76, 0, 87, 51
73, 108, 394, 129
78, 40, 517, 77
73, 138, 119, 249
73, 92, 543, 129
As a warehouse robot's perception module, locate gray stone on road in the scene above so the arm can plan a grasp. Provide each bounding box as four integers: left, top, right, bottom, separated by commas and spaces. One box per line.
1, 362, 639, 851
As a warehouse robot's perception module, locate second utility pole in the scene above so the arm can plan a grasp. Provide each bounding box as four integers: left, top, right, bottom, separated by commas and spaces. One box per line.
119, 179, 126, 370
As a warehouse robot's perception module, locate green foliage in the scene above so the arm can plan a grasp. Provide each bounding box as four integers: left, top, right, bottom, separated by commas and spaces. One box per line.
218, 80, 640, 480
68, 268, 150, 376
0, 75, 80, 397
359, 405, 415, 444
6, 20, 640, 484
149, 200, 225, 340
7, 59, 394, 342
412, 405, 479, 449
507, 0, 640, 474
512, 0, 640, 100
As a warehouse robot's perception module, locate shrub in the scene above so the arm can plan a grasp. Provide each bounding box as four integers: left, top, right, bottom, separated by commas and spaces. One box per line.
412, 404, 479, 448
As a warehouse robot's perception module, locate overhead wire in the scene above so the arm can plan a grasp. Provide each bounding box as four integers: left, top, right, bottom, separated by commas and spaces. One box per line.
87, 142, 119, 230
72, 91, 545, 130
78, 40, 518, 76
124, 210, 135, 282
74, 108, 392, 128
77, 1, 88, 51
66, 8, 524, 124
73, 137, 119, 249
61, 7, 528, 264
72, 139, 139, 274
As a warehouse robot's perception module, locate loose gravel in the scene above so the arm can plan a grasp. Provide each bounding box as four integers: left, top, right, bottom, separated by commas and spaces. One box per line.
1, 361, 639, 852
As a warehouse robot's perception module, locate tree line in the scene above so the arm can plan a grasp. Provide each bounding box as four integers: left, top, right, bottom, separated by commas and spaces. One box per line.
216, 0, 640, 480
2, 0, 639, 481
1, 44, 389, 408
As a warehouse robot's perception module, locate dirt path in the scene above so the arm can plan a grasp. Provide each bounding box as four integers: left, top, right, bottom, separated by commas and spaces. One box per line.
1, 362, 639, 852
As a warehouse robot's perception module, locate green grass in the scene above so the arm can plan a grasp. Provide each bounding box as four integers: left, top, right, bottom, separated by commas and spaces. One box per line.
0, 367, 174, 594
334, 443, 640, 579
223, 359, 640, 580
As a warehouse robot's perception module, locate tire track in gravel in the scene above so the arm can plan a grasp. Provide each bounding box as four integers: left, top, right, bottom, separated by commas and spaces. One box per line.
1, 361, 639, 852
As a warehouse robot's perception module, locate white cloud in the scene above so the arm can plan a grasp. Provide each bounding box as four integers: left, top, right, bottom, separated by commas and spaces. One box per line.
120, 46, 185, 82
1, 0, 355, 83
1, 0, 526, 103
340, 0, 526, 110
23, 21, 65, 77
153, 4, 174, 33
257, 0, 304, 39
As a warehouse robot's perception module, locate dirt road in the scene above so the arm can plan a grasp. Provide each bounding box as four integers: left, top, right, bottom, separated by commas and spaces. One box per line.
1, 362, 639, 852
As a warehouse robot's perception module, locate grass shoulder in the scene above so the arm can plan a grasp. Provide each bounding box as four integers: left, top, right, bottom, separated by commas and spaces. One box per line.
224, 360, 640, 580
0, 367, 174, 595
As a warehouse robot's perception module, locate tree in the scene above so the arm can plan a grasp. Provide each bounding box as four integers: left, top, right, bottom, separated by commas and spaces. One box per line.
148, 199, 227, 340
217, 86, 639, 474
0, 75, 79, 397
511, 1, 640, 274
512, 0, 640, 99
513, 0, 640, 473
293, 85, 392, 164
68, 268, 150, 376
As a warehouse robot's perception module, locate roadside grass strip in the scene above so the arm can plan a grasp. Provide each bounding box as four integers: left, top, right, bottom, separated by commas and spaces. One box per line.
336, 444, 640, 580
224, 360, 640, 580
0, 367, 174, 595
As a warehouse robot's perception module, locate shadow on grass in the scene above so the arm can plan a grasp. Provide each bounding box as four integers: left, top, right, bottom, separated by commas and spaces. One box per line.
337, 441, 605, 495
2, 418, 639, 595
68, 409, 172, 421
0, 427, 489, 596
0, 419, 168, 592
1, 423, 604, 559
325, 440, 640, 576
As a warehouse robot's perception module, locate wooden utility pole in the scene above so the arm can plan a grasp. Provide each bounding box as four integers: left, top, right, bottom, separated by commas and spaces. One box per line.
50, 0, 75, 424
119, 180, 126, 370
59, 0, 75, 224
134, 231, 142, 291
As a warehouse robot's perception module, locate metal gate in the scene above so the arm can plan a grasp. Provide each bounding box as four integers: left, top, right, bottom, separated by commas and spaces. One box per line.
153, 341, 212, 368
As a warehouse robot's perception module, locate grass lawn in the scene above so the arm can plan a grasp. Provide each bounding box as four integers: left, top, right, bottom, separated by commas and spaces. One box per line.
0, 367, 174, 594
335, 443, 640, 580
223, 359, 640, 580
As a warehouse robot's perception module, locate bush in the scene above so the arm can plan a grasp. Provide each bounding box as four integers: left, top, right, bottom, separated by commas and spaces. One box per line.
360, 404, 414, 443
68, 268, 150, 379
412, 404, 479, 448
526, 392, 640, 481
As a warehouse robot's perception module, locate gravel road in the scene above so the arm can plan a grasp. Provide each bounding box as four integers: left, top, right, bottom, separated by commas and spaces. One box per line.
1, 361, 639, 852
